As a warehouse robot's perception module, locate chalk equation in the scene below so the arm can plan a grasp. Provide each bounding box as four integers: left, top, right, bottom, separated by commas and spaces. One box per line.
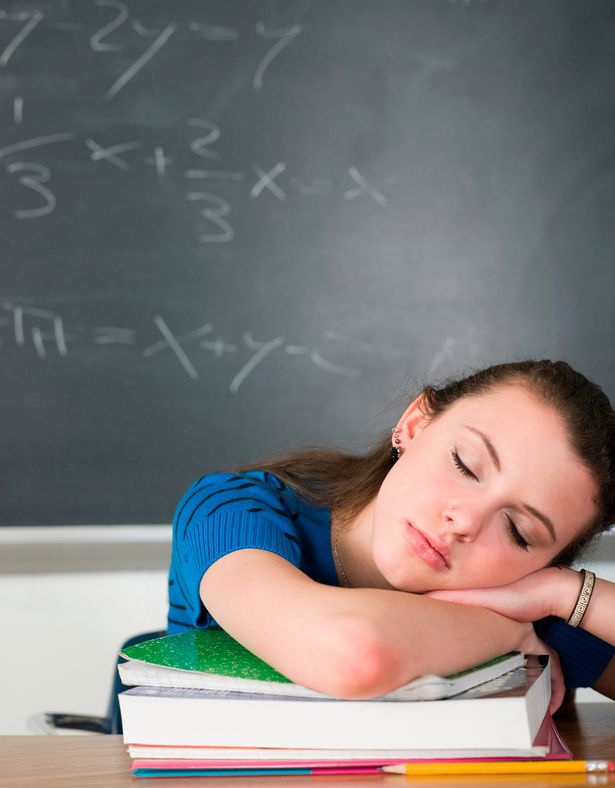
0, 125, 396, 241
0, 2, 399, 244
0, 3, 303, 97
0, 301, 408, 393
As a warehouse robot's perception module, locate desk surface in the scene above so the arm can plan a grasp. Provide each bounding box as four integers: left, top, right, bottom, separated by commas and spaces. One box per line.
1, 703, 614, 788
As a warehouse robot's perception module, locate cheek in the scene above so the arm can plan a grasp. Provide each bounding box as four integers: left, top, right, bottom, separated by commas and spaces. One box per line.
380, 458, 442, 514
457, 547, 544, 588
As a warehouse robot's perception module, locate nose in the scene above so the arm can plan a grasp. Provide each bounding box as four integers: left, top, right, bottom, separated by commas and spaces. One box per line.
441, 503, 484, 543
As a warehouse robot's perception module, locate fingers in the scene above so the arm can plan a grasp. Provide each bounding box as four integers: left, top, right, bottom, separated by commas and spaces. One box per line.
547, 648, 566, 715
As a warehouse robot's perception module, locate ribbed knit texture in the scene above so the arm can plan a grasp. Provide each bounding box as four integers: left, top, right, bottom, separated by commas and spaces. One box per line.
535, 616, 614, 688
181, 509, 300, 627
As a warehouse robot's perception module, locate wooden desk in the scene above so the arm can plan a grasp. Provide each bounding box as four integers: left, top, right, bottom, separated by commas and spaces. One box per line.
1, 704, 614, 788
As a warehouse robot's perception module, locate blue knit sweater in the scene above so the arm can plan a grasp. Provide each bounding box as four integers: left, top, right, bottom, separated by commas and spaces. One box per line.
167, 470, 614, 689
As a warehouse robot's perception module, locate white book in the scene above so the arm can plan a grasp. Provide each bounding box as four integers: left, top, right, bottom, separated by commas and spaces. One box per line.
128, 721, 564, 761
119, 660, 551, 750
129, 744, 555, 760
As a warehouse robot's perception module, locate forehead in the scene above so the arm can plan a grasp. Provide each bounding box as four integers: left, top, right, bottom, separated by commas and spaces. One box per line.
441, 384, 561, 434
428, 383, 593, 484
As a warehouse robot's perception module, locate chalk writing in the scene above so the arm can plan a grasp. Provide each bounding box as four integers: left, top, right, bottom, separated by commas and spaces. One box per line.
344, 167, 394, 207
0, 0, 399, 388
230, 333, 284, 392
185, 169, 245, 182
2, 302, 69, 357
140, 318, 366, 389
145, 146, 172, 177
2, 6, 305, 98
186, 191, 234, 243
86, 138, 142, 170
250, 162, 287, 201
0, 132, 75, 161
13, 95, 23, 125
0, 142, 394, 250
229, 332, 360, 393
188, 23, 238, 42
6, 161, 56, 218
253, 23, 304, 91
105, 20, 177, 99
310, 350, 361, 377
0, 119, 395, 238
90, 0, 128, 52
92, 327, 137, 346
0, 0, 394, 245
142, 317, 213, 380
89, 1, 177, 98
188, 119, 222, 161
0, 8, 43, 67
200, 336, 238, 358
0, 299, 405, 396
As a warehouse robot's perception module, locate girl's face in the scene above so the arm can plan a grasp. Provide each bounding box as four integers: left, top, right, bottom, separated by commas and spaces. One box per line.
370, 384, 598, 593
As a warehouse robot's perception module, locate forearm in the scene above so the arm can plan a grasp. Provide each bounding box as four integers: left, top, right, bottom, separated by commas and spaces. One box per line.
347, 586, 565, 713
344, 587, 532, 692
429, 567, 615, 648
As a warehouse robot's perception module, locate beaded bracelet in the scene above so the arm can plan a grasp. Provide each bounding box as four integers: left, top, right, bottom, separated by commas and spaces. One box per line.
566, 569, 596, 628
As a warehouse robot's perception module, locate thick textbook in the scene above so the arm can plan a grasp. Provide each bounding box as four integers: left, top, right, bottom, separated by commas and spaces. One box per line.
126, 713, 571, 778
128, 713, 571, 768
120, 628, 524, 701
119, 659, 551, 750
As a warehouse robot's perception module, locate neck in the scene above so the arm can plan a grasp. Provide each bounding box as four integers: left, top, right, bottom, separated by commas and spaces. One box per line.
331, 499, 391, 589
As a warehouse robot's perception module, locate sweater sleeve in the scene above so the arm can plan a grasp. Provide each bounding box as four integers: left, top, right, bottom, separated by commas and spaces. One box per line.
167, 472, 302, 632
534, 616, 615, 688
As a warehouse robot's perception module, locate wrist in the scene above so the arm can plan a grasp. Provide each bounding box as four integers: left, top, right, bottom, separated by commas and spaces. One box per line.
551, 567, 583, 620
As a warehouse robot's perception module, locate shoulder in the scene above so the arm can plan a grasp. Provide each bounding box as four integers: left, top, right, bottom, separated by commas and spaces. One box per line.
168, 471, 304, 633
173, 470, 301, 529
171, 470, 304, 600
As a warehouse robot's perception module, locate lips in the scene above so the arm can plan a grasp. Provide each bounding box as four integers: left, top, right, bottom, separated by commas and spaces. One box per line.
405, 523, 449, 571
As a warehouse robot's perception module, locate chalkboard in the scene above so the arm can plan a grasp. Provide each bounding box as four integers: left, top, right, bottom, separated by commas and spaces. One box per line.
1, 0, 614, 525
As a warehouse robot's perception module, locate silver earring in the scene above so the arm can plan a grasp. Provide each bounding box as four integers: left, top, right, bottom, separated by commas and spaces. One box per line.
391, 427, 403, 463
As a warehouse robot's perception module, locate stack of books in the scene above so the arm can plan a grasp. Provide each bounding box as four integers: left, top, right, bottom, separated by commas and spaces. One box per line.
118, 629, 571, 779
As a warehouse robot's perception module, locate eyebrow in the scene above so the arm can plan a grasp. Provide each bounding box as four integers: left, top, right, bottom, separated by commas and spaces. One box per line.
463, 426, 556, 544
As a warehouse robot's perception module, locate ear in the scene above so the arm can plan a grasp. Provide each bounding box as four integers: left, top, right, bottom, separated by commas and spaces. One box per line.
394, 393, 430, 449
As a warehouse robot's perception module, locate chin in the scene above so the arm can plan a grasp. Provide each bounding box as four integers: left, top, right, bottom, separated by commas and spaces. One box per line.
377, 562, 422, 593
371, 559, 403, 591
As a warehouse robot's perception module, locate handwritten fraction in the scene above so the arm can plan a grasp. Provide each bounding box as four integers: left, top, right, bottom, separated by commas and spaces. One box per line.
0, 3, 397, 243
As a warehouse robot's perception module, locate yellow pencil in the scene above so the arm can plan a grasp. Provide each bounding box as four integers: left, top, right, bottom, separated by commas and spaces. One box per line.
382, 759, 615, 775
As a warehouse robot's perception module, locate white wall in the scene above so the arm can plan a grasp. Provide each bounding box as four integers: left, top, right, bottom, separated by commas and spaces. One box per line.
0, 536, 613, 734
0, 571, 167, 734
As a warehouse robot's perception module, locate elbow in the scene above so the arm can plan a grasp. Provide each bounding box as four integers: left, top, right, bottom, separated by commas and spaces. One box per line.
322, 618, 409, 699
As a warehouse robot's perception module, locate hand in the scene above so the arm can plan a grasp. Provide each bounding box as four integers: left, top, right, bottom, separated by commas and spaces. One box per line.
516, 624, 566, 715
426, 567, 580, 623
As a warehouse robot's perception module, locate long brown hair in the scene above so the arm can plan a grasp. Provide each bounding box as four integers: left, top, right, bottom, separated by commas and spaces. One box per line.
238, 360, 615, 565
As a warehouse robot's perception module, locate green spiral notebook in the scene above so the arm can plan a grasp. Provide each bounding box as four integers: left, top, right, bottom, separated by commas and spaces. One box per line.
120, 629, 524, 701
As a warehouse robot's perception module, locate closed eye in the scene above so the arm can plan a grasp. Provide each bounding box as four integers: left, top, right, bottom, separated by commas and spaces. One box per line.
451, 449, 478, 481
506, 515, 530, 551
452, 450, 531, 551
